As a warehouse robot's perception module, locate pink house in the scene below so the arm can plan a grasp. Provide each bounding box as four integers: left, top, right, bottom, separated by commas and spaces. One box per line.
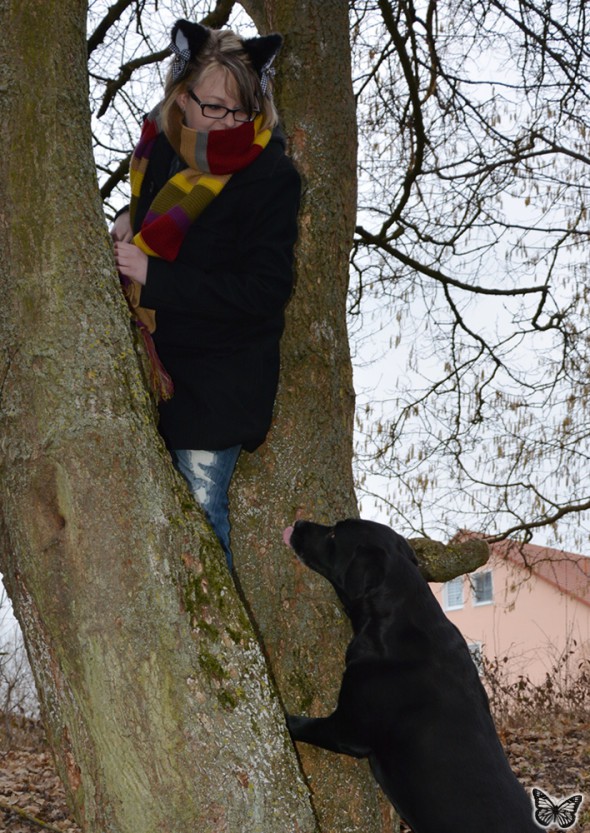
431, 539, 590, 684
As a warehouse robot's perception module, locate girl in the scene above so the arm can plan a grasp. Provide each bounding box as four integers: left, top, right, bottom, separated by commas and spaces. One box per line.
113, 19, 301, 569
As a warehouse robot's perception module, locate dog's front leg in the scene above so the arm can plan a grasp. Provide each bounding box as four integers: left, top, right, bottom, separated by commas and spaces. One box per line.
286, 713, 370, 758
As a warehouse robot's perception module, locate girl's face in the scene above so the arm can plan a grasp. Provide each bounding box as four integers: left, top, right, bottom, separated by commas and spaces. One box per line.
177, 65, 246, 132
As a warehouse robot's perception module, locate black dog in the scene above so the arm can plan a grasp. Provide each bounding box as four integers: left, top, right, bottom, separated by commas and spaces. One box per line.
284, 518, 538, 833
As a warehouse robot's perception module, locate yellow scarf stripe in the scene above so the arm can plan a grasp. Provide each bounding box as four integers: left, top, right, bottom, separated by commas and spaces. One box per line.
130, 168, 145, 199
198, 174, 231, 195
253, 128, 272, 150
169, 171, 197, 194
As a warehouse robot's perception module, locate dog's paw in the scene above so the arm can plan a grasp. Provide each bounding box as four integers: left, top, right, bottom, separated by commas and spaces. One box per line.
285, 713, 307, 736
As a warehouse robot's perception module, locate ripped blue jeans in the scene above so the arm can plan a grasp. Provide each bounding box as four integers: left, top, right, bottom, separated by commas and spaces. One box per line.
171, 446, 241, 570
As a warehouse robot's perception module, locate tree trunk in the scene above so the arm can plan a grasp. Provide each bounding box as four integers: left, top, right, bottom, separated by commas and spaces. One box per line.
233, 2, 398, 830
0, 2, 317, 831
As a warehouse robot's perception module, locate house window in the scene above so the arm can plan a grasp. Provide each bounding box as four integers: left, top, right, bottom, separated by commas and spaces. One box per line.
468, 642, 484, 675
443, 577, 464, 610
471, 570, 493, 605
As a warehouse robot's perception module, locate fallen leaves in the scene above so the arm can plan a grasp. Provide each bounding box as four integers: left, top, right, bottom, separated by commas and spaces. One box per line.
0, 744, 81, 833
1, 712, 588, 832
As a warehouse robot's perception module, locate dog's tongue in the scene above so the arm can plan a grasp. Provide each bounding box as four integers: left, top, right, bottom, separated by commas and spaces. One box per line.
282, 525, 294, 546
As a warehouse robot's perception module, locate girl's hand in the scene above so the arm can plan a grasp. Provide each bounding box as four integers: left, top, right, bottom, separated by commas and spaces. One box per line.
114, 242, 148, 285
110, 210, 133, 243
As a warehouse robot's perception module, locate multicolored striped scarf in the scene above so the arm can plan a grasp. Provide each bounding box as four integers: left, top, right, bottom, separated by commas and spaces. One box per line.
122, 104, 272, 399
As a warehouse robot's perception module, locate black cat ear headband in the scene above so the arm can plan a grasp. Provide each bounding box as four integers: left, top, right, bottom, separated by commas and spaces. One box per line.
169, 19, 283, 95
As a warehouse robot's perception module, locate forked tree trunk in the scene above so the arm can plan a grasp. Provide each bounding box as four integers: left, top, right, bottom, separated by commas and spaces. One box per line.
0, 2, 318, 831
233, 1, 398, 831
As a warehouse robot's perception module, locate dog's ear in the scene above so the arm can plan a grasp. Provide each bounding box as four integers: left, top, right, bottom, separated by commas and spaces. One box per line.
344, 545, 387, 596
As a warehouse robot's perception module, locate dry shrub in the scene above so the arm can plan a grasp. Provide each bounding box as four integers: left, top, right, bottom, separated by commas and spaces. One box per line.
481, 643, 590, 726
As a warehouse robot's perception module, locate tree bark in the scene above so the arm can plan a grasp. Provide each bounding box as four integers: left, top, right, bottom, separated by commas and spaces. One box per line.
0, 2, 317, 831
232, 2, 398, 831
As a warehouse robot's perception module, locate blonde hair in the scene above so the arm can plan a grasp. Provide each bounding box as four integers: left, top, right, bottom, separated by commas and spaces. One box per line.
161, 29, 279, 135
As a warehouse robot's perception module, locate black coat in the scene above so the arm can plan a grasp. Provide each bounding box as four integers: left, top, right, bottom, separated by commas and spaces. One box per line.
136, 128, 301, 452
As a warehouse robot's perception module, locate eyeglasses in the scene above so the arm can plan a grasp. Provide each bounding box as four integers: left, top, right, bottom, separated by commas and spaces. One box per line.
187, 90, 257, 123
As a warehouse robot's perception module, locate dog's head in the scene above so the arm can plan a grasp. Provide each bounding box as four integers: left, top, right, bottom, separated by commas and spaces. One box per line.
284, 518, 419, 611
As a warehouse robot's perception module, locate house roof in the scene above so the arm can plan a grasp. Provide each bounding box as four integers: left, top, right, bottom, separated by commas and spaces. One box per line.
489, 539, 590, 609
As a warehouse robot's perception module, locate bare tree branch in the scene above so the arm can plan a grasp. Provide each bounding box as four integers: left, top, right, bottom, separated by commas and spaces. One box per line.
87, 0, 137, 56
99, 153, 131, 202
355, 225, 548, 298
